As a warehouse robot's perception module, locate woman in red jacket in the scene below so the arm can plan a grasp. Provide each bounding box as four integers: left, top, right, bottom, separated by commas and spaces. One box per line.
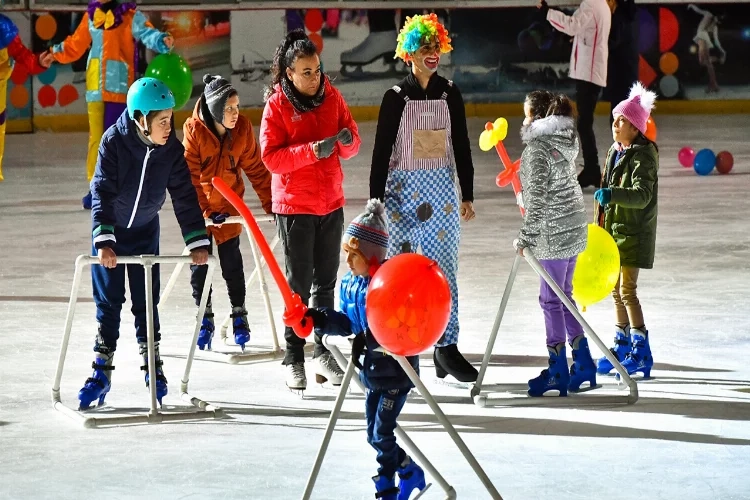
260, 30, 361, 392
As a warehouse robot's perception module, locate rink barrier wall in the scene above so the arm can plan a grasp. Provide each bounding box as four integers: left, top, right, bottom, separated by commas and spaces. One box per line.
11, 99, 750, 133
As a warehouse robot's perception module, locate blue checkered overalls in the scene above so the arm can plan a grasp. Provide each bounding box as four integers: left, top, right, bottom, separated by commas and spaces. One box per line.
384, 82, 461, 346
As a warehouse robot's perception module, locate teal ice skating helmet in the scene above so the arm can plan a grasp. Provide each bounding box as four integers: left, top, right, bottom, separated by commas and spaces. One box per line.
127, 77, 175, 120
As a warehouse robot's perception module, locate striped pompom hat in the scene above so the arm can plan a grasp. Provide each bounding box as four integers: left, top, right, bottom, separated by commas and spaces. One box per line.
344, 199, 389, 263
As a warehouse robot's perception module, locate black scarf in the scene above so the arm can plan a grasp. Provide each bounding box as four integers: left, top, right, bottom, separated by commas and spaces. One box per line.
281, 74, 326, 113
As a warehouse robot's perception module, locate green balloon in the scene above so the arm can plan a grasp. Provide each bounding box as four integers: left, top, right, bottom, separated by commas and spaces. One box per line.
145, 53, 193, 110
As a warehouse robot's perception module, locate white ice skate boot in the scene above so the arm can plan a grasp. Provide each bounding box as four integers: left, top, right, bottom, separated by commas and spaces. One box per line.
313, 351, 344, 385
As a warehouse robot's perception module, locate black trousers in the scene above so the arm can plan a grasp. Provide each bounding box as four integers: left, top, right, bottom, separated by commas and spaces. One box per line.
190, 234, 245, 309
276, 208, 344, 364
575, 79, 603, 178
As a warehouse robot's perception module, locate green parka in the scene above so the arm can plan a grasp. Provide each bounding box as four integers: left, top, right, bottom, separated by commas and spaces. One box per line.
596, 137, 659, 269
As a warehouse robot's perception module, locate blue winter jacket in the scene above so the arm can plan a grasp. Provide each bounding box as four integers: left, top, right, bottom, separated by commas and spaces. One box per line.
314, 271, 419, 392
90, 111, 210, 251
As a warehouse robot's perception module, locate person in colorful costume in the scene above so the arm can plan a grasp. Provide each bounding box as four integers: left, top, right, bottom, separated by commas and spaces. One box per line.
370, 14, 478, 383
0, 14, 51, 182
49, 1, 173, 208
303, 200, 426, 500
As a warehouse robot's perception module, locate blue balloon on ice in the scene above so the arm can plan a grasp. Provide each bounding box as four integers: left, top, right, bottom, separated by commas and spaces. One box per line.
693, 149, 716, 176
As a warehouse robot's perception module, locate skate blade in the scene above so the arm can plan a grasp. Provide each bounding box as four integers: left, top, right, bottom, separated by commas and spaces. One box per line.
568, 383, 602, 394
287, 387, 306, 398
434, 377, 472, 391
412, 483, 432, 500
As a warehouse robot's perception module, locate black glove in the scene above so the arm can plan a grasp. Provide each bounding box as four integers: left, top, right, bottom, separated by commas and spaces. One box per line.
538, 0, 550, 17
303, 308, 327, 329
209, 212, 230, 224
315, 135, 338, 159
337, 128, 353, 146
350, 333, 366, 370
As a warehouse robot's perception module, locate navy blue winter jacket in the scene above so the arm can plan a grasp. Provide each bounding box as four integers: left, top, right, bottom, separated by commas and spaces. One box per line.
314, 271, 419, 392
90, 111, 209, 251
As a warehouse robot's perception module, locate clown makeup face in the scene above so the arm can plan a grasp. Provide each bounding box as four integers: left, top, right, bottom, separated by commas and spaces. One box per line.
612, 114, 639, 146
342, 239, 370, 277
412, 41, 441, 74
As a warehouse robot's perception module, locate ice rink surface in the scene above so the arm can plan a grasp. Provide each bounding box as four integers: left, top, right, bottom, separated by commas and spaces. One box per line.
0, 113, 748, 499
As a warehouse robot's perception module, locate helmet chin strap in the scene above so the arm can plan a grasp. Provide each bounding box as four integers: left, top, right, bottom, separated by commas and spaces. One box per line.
134, 118, 156, 145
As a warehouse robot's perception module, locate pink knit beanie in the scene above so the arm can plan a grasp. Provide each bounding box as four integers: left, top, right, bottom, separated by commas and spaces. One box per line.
612, 81, 657, 134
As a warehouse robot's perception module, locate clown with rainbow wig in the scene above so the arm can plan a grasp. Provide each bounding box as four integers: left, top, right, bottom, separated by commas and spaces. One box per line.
370, 13, 479, 390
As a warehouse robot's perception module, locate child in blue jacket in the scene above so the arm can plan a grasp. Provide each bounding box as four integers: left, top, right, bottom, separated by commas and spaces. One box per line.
79, 77, 210, 410
303, 200, 426, 500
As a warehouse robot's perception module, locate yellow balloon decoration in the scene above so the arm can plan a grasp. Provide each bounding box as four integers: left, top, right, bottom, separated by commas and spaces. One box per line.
479, 130, 494, 152
572, 224, 621, 309
491, 118, 508, 143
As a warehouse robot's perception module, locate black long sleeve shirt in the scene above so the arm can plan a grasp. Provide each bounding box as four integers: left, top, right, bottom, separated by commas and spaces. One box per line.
369, 72, 475, 202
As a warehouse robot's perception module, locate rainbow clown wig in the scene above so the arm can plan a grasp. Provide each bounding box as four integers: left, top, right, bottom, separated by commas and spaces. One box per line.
395, 13, 452, 63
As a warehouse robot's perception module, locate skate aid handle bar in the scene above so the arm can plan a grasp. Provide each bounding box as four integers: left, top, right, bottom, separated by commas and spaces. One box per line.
212, 177, 313, 338
479, 118, 525, 216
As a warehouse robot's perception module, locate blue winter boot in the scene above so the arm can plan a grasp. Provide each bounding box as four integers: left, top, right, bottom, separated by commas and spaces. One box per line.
597, 326, 631, 375
78, 351, 114, 410
528, 343, 569, 397
618, 328, 653, 379
373, 474, 399, 500
568, 335, 597, 392
82, 191, 92, 210
139, 341, 168, 406
397, 456, 426, 500
231, 306, 251, 351
197, 306, 215, 351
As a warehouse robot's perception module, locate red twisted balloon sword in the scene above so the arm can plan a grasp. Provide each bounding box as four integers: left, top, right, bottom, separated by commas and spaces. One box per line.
212, 177, 312, 338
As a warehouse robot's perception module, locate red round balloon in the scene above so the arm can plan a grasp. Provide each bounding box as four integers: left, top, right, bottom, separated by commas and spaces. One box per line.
645, 116, 657, 142
366, 253, 451, 356
715, 151, 734, 174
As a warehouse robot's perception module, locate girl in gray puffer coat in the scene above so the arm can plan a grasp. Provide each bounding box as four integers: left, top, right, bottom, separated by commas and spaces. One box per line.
513, 90, 596, 397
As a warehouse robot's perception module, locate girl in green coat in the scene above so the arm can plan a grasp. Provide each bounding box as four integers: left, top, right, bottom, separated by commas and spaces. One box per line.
594, 82, 658, 378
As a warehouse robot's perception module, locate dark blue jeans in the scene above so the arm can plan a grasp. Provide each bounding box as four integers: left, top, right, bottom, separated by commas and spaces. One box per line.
91, 216, 161, 351
366, 387, 410, 478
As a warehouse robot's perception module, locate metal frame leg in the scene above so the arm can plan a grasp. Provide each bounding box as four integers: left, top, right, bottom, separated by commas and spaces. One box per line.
395, 356, 503, 499
52, 254, 224, 428
302, 337, 476, 499
472, 250, 639, 407
471, 254, 521, 399
161, 216, 283, 364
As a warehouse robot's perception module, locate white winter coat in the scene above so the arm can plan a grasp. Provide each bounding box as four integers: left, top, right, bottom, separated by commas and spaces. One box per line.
547, 0, 612, 88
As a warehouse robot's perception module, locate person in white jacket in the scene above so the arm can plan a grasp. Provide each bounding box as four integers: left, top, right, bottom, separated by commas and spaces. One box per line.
539, 0, 616, 188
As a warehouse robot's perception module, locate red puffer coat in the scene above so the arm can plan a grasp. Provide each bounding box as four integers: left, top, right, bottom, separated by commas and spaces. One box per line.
259, 77, 360, 215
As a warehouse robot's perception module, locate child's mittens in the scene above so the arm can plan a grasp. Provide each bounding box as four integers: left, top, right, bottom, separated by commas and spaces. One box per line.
303, 307, 327, 330
337, 128, 353, 146
209, 212, 230, 224
594, 188, 612, 206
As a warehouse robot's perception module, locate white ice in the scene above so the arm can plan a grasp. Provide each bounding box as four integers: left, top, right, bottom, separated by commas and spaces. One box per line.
0, 114, 749, 500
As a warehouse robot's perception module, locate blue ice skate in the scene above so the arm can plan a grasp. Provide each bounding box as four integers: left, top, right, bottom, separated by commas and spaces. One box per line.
231, 306, 251, 351
139, 342, 168, 406
78, 355, 114, 410
597, 326, 631, 375
197, 311, 215, 351
568, 336, 597, 392
528, 344, 569, 397
373, 474, 399, 500
617, 329, 653, 379
397, 457, 427, 500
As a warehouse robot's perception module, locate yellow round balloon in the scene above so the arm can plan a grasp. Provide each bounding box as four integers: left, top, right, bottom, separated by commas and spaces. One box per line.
479, 130, 494, 151
492, 118, 508, 141
572, 224, 620, 308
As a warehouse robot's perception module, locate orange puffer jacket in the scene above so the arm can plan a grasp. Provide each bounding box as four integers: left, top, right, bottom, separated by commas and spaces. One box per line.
183, 99, 273, 245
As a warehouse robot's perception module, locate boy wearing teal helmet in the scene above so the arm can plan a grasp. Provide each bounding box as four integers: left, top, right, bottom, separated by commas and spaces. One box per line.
79, 77, 210, 410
